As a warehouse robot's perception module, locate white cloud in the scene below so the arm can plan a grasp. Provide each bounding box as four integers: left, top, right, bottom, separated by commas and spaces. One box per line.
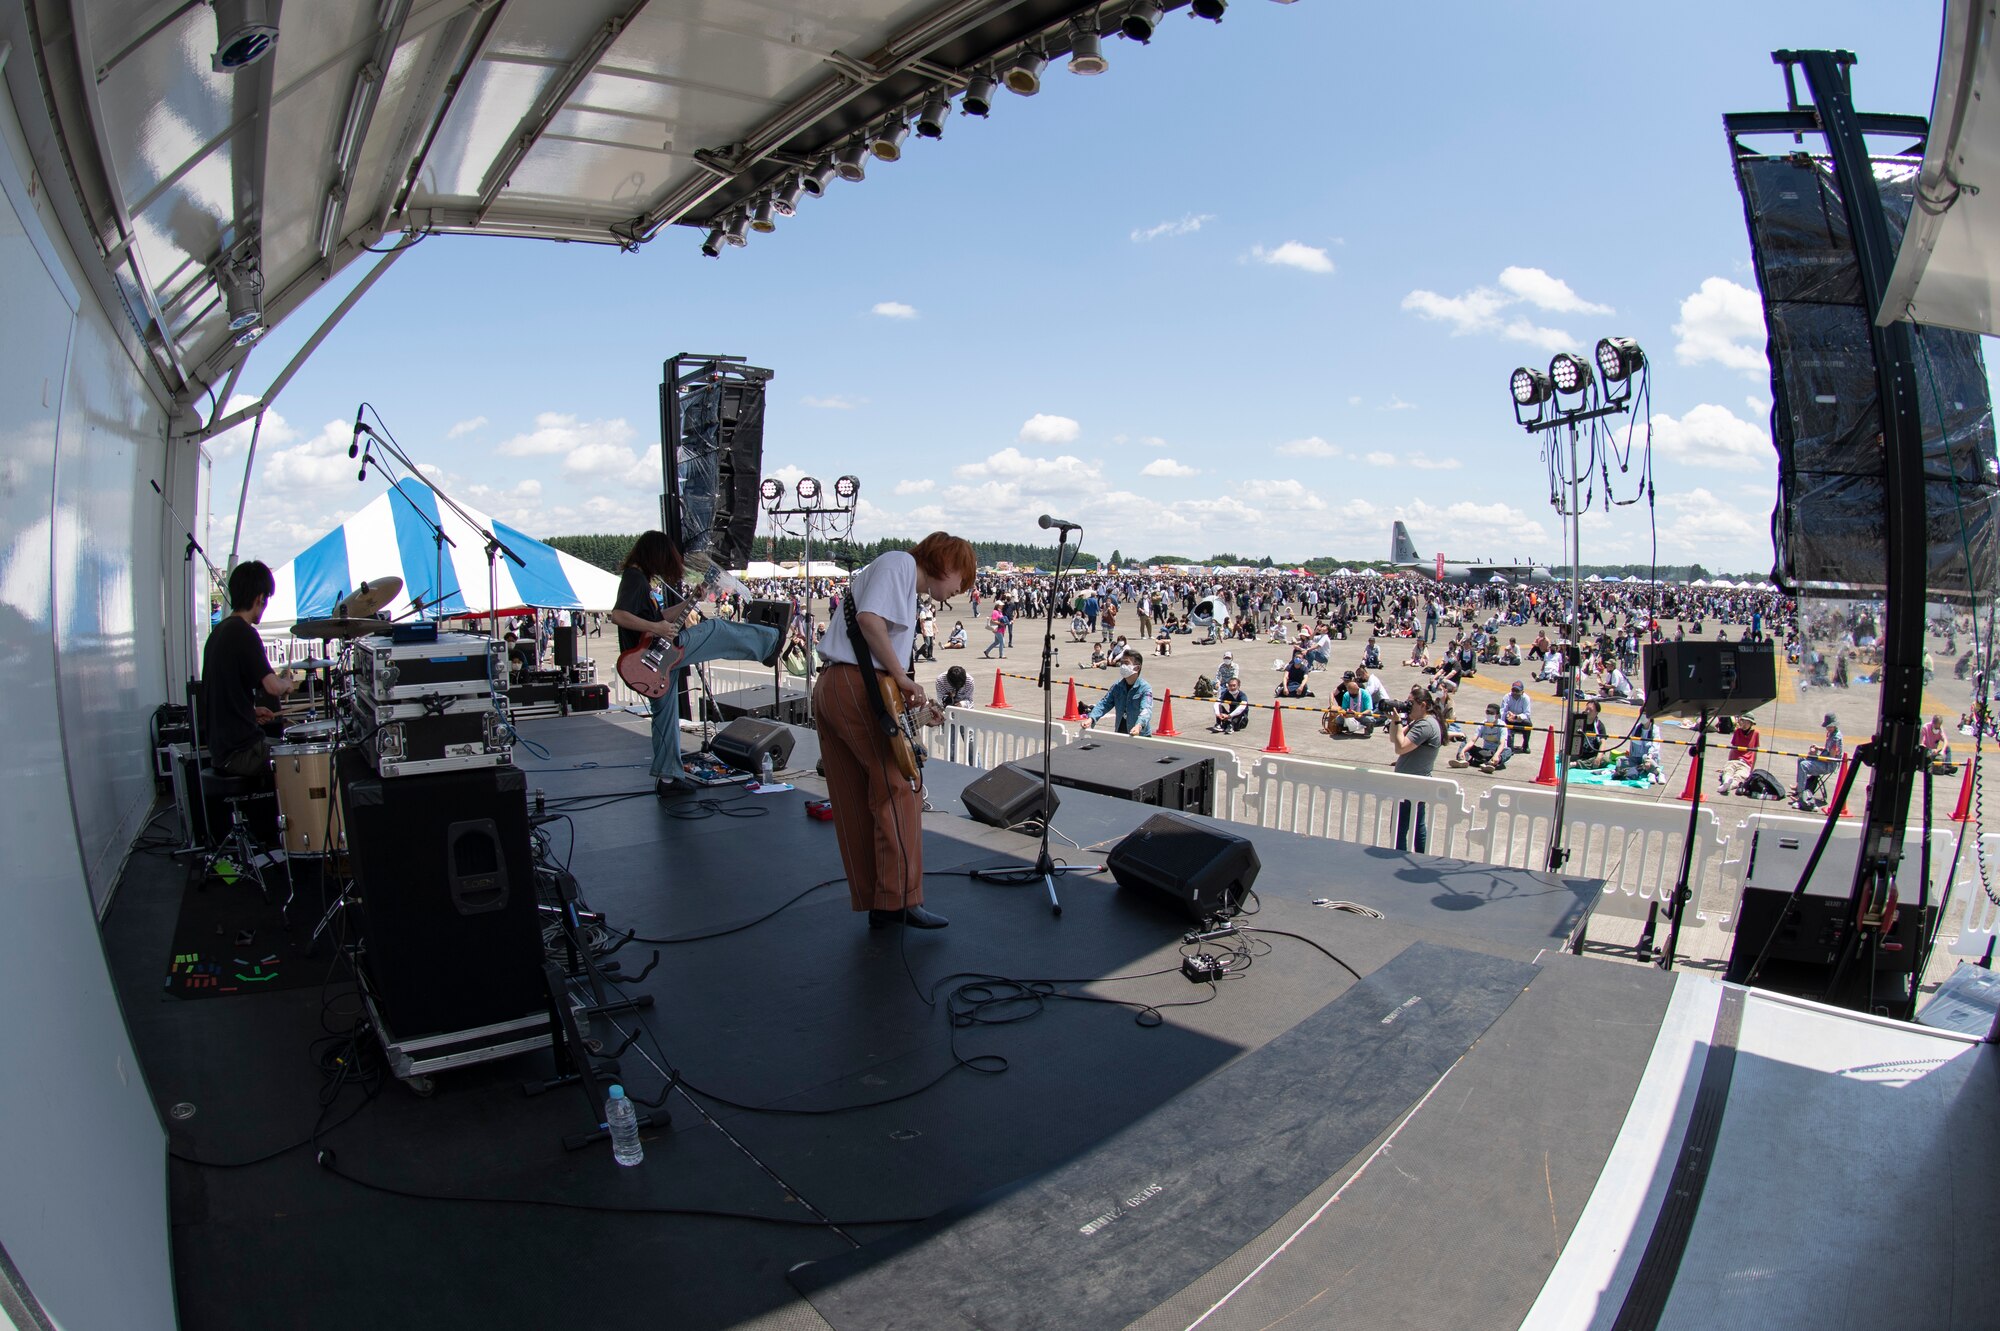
1407, 455, 1462, 471
1131, 213, 1214, 242
496, 413, 637, 459
1651, 404, 1772, 473
1250, 242, 1335, 274
893, 478, 935, 495
1018, 413, 1081, 445
804, 394, 864, 410
871, 301, 918, 319
1497, 266, 1614, 316
1657, 487, 1763, 550
1402, 267, 1605, 350
1674, 277, 1766, 374
1140, 457, 1197, 477
1276, 436, 1338, 457
1380, 396, 1417, 412
447, 415, 487, 439
954, 447, 1100, 488
1364, 451, 1397, 467
1348, 396, 1363, 406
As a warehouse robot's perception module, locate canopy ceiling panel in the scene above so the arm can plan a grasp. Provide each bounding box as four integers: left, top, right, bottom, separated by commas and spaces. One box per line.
17, 0, 1185, 407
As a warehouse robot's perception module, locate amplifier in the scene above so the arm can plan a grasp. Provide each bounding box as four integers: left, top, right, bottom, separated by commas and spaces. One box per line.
351, 633, 504, 704
713, 683, 809, 725
353, 692, 511, 777
1642, 640, 1779, 719
1041, 738, 1213, 816
337, 750, 545, 1039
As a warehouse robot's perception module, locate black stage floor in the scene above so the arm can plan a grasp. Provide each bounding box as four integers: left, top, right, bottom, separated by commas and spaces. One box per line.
103, 715, 1664, 1331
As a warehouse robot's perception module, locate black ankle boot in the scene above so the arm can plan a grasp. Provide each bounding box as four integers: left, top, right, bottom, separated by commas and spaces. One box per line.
868, 904, 949, 929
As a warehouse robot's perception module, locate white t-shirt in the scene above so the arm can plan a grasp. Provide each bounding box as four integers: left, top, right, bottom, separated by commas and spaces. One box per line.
818, 550, 917, 671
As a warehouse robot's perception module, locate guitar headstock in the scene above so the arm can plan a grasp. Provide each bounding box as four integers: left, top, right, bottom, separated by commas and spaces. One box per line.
686, 551, 754, 602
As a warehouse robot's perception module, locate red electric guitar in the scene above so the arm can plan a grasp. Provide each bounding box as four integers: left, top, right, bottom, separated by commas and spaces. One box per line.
616, 602, 703, 698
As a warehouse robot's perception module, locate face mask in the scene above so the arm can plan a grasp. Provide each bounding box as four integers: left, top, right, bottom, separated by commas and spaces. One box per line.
1118, 663, 1136, 678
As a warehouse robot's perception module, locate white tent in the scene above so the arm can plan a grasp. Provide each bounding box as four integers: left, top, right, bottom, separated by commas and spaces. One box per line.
264, 478, 623, 623
1335, 567, 1355, 576
1586, 574, 1603, 582
1362, 568, 1382, 577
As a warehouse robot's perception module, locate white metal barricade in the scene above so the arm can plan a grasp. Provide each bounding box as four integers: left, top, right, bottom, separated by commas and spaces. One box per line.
1466, 785, 1725, 923
1712, 812, 1965, 934
1945, 833, 2000, 958
1248, 756, 1472, 856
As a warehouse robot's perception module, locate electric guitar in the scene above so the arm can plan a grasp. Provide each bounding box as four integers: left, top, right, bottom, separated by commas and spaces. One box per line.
878, 672, 941, 786
616, 602, 703, 698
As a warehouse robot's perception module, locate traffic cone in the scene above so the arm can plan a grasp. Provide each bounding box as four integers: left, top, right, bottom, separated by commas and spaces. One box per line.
1263, 703, 1290, 754
1675, 752, 1701, 802
1062, 677, 1081, 722
990, 672, 1010, 710
1950, 762, 1976, 822
1532, 726, 1559, 786
1156, 691, 1179, 737
1834, 754, 1854, 818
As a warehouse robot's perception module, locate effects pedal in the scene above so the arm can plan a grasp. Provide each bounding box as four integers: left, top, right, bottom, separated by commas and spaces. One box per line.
804, 799, 835, 821
1181, 953, 1226, 984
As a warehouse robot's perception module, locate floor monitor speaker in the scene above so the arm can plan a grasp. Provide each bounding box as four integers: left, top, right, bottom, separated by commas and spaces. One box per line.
711, 716, 797, 773
962, 762, 1061, 828
1107, 812, 1260, 922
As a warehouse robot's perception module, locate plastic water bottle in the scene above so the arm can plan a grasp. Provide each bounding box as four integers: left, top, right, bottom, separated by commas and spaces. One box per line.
605, 1084, 643, 1166
758, 751, 774, 787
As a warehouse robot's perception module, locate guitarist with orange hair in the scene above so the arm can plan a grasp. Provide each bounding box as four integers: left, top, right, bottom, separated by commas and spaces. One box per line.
814, 531, 976, 929
611, 530, 781, 795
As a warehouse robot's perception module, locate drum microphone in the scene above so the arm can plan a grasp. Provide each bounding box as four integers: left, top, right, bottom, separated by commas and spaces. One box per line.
1038, 514, 1080, 533
347, 408, 369, 459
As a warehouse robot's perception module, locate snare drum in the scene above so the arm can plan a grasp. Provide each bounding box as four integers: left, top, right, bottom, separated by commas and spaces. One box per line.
284, 718, 341, 743
269, 743, 345, 855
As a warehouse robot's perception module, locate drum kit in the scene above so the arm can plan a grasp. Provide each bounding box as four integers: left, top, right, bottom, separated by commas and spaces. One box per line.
269, 576, 401, 906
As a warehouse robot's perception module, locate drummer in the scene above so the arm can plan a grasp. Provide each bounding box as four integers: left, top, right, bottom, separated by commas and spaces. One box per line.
203, 560, 298, 777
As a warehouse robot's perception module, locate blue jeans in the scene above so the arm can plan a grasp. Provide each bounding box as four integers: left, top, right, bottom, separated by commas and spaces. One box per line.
648, 618, 781, 779
1395, 800, 1430, 854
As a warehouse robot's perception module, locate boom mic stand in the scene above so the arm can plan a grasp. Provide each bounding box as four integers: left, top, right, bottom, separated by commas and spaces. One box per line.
969, 522, 1101, 916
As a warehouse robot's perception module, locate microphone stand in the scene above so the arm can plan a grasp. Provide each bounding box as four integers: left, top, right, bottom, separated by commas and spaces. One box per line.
969, 524, 1101, 916
151, 478, 225, 686
359, 414, 527, 639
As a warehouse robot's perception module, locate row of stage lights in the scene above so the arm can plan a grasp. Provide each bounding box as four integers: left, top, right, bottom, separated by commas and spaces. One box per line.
702, 0, 1293, 256
761, 476, 860, 508
1509, 337, 1645, 424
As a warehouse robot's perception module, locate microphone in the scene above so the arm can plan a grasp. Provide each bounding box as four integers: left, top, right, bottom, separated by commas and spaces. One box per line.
1038, 514, 1080, 533
355, 439, 372, 482
348, 407, 367, 458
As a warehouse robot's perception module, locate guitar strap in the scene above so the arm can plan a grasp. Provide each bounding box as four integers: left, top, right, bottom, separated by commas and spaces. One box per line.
842, 590, 900, 738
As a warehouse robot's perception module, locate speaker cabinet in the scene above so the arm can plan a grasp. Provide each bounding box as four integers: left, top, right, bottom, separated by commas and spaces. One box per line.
1642, 640, 1779, 719
552, 626, 579, 668
337, 751, 545, 1038
710, 716, 797, 773
1107, 813, 1260, 923
962, 762, 1062, 828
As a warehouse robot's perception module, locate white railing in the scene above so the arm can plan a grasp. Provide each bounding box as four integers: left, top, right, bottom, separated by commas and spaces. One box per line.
1465, 785, 1727, 923
1944, 834, 1999, 959
929, 706, 1080, 769
1710, 813, 1966, 935
1248, 755, 1473, 857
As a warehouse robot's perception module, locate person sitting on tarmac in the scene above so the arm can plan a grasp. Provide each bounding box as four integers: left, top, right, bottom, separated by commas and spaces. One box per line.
1211, 676, 1251, 733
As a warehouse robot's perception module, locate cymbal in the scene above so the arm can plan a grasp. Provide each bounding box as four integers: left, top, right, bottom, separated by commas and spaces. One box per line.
335, 576, 402, 619
293, 656, 342, 670
293, 617, 389, 640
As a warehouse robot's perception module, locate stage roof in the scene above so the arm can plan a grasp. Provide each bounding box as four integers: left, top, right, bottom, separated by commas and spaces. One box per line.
12, 0, 1182, 412
1882, 0, 2000, 334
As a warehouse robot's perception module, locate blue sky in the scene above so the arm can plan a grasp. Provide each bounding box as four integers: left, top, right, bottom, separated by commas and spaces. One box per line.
209, 0, 1957, 576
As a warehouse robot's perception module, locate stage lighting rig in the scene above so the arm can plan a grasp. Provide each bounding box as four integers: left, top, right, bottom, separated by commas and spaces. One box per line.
802, 158, 838, 196
795, 476, 822, 506
870, 119, 910, 162
834, 141, 869, 182
1191, 0, 1227, 18
1069, 29, 1109, 74
700, 227, 725, 259
772, 176, 803, 217
759, 478, 786, 508
963, 74, 998, 116
1005, 50, 1048, 95
748, 195, 777, 233
916, 95, 952, 138
834, 475, 860, 502
1548, 351, 1592, 397
1121, 2, 1167, 42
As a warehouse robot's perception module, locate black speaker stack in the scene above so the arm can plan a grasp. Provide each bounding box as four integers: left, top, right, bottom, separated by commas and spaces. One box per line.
337, 750, 545, 1038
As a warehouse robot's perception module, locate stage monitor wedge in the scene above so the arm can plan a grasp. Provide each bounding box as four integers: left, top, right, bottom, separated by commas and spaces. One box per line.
710, 716, 796, 774
962, 762, 1060, 828
1107, 812, 1260, 923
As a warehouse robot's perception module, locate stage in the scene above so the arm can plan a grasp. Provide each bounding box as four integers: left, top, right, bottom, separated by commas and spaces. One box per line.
101, 714, 2000, 1330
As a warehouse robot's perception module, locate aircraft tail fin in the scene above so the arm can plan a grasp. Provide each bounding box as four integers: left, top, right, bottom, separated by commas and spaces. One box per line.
1391, 521, 1420, 565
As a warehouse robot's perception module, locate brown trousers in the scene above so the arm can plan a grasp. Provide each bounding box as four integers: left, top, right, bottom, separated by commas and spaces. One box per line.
812, 664, 925, 912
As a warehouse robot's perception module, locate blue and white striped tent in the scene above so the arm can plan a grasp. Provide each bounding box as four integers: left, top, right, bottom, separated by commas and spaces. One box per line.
264, 479, 623, 624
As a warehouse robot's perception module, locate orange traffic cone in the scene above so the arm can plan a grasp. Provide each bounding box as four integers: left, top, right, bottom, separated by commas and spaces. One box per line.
990, 672, 1010, 710
1062, 677, 1081, 722
1675, 752, 1701, 801
1950, 762, 1976, 822
1263, 703, 1290, 754
1834, 754, 1854, 817
1156, 690, 1179, 737
1532, 726, 1559, 786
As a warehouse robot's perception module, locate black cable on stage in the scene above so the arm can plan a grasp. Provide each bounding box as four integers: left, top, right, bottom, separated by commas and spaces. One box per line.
1235, 927, 1364, 981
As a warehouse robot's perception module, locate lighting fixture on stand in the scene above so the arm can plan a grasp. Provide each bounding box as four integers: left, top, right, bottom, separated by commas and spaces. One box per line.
833, 475, 859, 503
1505, 337, 1649, 889
795, 476, 822, 506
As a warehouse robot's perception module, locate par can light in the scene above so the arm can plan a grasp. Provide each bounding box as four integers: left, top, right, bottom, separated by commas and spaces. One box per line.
1595, 336, 1644, 383
1548, 352, 1592, 396
748, 195, 777, 233
1004, 51, 1047, 95
1069, 31, 1109, 74
700, 227, 725, 258
963, 75, 998, 116
1510, 366, 1553, 407
1191, 0, 1227, 17
1120, 2, 1166, 41
834, 142, 869, 182
772, 175, 804, 217
796, 477, 823, 505
759, 478, 785, 504
834, 475, 860, 502
802, 158, 838, 196
870, 119, 910, 162
915, 96, 952, 138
